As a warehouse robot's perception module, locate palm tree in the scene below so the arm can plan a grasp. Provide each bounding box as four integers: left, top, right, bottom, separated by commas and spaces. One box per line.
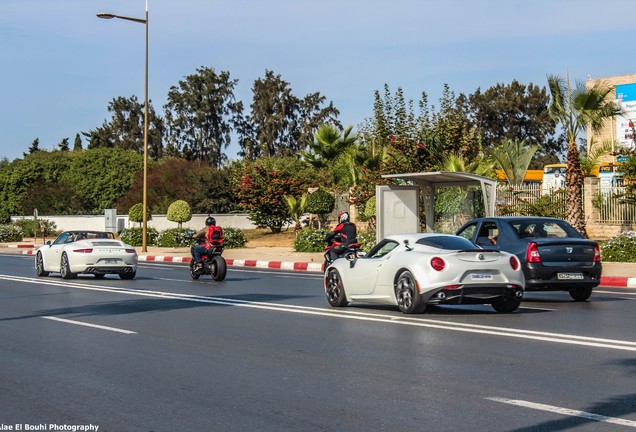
547, 74, 622, 237
489, 138, 539, 186
301, 124, 356, 170
285, 194, 308, 234
579, 138, 614, 177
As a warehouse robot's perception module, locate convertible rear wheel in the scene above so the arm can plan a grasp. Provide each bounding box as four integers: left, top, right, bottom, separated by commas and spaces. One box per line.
35, 252, 49, 277
395, 270, 426, 314
491, 297, 521, 313
569, 286, 593, 302
325, 268, 348, 307
60, 253, 77, 279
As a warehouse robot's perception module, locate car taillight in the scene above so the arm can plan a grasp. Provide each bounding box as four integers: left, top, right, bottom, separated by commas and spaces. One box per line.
430, 257, 445, 271
73, 248, 93, 253
510, 255, 519, 270
593, 244, 601, 262
526, 242, 541, 263
125, 249, 136, 254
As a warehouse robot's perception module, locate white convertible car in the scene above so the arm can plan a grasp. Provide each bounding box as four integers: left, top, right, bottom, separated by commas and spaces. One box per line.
35, 231, 138, 280
324, 233, 525, 314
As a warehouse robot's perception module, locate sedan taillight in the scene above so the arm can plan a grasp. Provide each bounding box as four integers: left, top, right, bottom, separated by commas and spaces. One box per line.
430, 257, 445, 271
73, 248, 93, 253
510, 255, 520, 270
526, 242, 541, 263
593, 244, 601, 262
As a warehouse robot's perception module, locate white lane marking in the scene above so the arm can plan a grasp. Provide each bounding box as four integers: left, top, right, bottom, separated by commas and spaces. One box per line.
42, 316, 136, 334
487, 397, 636, 428
3, 274, 636, 352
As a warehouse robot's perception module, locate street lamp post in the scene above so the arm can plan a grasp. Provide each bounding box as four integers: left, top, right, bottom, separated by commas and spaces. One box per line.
97, 0, 150, 253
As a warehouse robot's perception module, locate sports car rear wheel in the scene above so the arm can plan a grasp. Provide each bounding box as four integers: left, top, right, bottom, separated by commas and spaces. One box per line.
491, 297, 521, 313
35, 252, 49, 277
569, 286, 592, 302
60, 253, 77, 279
325, 268, 348, 307
395, 270, 426, 314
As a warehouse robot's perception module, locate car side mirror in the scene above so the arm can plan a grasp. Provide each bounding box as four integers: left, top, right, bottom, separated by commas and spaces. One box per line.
46, 240, 51, 245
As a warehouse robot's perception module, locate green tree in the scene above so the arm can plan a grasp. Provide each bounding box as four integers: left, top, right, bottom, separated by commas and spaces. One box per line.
164, 67, 241, 167
25, 138, 41, 156
547, 74, 622, 236
58, 138, 70, 151
235, 157, 314, 233
167, 200, 192, 228
73, 133, 83, 151
86, 95, 164, 159
305, 187, 335, 228
489, 138, 540, 186
469, 80, 559, 152
285, 194, 308, 233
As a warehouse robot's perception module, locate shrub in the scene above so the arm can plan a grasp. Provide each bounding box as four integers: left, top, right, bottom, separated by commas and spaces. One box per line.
167, 200, 192, 228
306, 188, 335, 228
13, 219, 57, 237
0, 224, 23, 242
157, 228, 195, 247
128, 203, 151, 225
222, 227, 247, 249
294, 227, 326, 252
601, 231, 636, 262
120, 227, 159, 247
358, 228, 377, 252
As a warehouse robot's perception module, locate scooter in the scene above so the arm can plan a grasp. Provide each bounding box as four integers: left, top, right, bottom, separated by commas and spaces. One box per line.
323, 234, 363, 270
190, 242, 227, 281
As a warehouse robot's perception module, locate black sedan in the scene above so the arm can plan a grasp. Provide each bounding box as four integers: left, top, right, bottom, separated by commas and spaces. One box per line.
456, 217, 601, 301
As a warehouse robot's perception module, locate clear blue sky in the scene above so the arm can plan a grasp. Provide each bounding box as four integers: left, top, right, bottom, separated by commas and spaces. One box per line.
2, 0, 635, 162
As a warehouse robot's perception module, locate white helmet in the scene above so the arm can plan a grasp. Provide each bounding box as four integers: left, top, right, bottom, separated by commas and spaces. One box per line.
338, 211, 350, 224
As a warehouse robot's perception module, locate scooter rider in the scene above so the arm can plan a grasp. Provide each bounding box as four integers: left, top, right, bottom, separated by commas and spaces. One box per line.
191, 216, 224, 269
324, 211, 358, 263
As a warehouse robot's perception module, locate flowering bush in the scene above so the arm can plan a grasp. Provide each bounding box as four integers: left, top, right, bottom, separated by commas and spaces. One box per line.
222, 227, 246, 249
358, 228, 377, 252
294, 228, 326, 252
0, 224, 23, 242
601, 231, 636, 262
157, 228, 195, 247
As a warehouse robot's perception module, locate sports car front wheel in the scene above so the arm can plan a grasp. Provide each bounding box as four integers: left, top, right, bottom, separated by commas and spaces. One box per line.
395, 270, 426, 314
325, 269, 348, 307
35, 252, 49, 277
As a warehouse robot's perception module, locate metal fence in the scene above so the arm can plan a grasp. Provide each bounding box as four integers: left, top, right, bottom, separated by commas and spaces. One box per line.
495, 182, 636, 223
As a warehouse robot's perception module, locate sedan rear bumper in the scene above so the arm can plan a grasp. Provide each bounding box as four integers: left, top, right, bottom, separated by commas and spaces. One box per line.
524, 262, 602, 291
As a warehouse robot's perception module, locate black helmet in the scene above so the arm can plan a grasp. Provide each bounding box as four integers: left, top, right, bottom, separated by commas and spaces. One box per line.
205, 216, 216, 226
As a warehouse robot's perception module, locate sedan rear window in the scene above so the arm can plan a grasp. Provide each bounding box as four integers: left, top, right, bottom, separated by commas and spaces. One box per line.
508, 219, 583, 239
415, 236, 478, 250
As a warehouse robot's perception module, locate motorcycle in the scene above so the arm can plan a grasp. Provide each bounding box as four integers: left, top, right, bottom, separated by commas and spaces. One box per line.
190, 240, 227, 281
323, 234, 363, 270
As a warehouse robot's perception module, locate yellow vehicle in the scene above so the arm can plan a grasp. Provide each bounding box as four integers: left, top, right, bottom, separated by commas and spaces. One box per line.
598, 162, 624, 191
495, 169, 543, 184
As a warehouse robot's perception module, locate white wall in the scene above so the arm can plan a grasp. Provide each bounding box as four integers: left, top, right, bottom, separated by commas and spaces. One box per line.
12, 213, 260, 233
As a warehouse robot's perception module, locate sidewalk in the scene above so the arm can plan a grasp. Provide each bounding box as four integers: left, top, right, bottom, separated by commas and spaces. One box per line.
3, 241, 636, 287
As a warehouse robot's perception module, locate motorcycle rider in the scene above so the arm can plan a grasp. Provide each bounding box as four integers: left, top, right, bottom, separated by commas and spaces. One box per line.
324, 211, 358, 263
191, 216, 224, 270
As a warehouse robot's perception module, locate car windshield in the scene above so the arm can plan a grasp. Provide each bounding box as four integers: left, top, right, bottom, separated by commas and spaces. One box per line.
508, 219, 583, 239
415, 235, 478, 250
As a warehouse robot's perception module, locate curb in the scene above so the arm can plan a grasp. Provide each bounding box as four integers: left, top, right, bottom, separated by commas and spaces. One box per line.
138, 255, 324, 272
16, 250, 635, 286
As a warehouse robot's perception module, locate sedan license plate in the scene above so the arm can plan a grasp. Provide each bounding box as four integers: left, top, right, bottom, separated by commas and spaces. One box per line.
470, 273, 493, 281
557, 272, 584, 280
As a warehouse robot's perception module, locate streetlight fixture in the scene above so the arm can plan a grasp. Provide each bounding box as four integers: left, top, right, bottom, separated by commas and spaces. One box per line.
97, 1, 150, 253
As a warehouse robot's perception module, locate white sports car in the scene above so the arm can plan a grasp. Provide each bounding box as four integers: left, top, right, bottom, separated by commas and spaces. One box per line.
35, 231, 138, 280
324, 233, 525, 314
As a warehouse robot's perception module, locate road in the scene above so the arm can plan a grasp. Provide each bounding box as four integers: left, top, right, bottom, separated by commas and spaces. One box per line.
0, 253, 635, 432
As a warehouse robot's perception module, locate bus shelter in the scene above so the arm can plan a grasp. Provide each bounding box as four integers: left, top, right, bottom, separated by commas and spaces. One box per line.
376, 171, 497, 242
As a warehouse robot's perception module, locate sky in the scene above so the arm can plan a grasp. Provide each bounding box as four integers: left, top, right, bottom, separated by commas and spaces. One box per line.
2, 0, 636, 163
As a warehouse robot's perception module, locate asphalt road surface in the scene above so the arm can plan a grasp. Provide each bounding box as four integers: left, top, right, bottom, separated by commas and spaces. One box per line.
1, 254, 635, 432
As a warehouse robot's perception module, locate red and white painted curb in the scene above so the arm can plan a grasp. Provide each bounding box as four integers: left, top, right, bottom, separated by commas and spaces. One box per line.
16, 249, 636, 286
138, 255, 324, 272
